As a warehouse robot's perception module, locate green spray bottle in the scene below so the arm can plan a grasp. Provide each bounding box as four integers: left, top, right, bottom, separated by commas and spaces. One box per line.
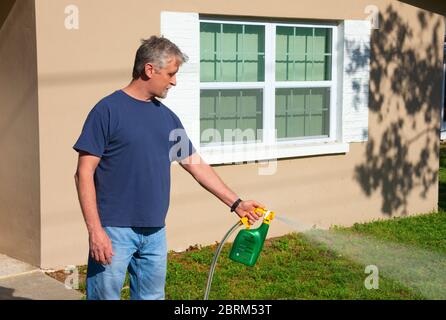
229, 208, 275, 267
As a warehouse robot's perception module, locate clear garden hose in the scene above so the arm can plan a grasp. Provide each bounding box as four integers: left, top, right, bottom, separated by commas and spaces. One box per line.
204, 220, 243, 300
204, 208, 275, 300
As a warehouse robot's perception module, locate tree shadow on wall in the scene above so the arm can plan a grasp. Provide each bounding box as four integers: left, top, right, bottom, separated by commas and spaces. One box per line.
352, 5, 442, 216
0, 0, 16, 30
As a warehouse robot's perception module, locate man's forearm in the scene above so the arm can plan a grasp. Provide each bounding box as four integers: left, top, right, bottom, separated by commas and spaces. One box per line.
181, 154, 264, 223
74, 171, 103, 234
188, 162, 240, 208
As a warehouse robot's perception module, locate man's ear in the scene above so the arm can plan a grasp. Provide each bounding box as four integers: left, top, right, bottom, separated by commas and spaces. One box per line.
144, 63, 156, 79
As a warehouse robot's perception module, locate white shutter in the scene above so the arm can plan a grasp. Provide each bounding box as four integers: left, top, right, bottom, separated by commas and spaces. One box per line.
341, 20, 371, 143
160, 12, 200, 150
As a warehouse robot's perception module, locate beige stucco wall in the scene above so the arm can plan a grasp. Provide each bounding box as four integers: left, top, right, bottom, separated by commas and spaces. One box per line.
0, 0, 40, 266
30, 0, 443, 268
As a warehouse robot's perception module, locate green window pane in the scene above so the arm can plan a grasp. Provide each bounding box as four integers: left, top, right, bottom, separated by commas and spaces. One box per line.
276, 27, 290, 81
314, 28, 331, 54
275, 87, 330, 139
200, 89, 263, 145
294, 28, 312, 82
276, 26, 332, 81
200, 23, 220, 82
200, 22, 265, 82
313, 28, 332, 80
307, 88, 330, 136
312, 55, 332, 81
220, 24, 241, 82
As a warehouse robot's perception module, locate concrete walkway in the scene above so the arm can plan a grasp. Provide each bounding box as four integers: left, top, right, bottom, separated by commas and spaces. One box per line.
0, 254, 83, 300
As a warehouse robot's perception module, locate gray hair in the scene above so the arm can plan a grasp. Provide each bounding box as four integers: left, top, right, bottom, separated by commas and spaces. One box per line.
132, 36, 188, 80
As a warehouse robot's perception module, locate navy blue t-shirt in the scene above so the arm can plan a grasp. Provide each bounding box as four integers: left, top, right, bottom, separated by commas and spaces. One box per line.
73, 90, 195, 227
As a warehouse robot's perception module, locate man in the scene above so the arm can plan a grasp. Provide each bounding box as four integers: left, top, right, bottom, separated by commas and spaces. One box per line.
73, 36, 264, 300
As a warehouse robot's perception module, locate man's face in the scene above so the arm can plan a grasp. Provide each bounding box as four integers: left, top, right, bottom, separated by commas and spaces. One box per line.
147, 57, 180, 99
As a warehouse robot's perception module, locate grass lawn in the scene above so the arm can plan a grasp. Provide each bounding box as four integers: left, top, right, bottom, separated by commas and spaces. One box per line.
439, 143, 446, 211
62, 144, 446, 300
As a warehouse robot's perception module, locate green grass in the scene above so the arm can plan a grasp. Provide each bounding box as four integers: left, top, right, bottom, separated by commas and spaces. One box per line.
75, 144, 446, 300
85, 210, 446, 300
163, 233, 426, 300
336, 212, 446, 254
439, 144, 446, 211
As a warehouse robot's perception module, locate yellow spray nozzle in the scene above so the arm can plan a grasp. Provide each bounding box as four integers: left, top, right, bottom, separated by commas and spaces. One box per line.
262, 211, 275, 225
254, 208, 275, 225
240, 208, 275, 229
263, 211, 275, 224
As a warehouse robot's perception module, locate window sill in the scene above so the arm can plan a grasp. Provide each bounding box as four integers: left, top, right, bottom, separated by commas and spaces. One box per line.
199, 141, 350, 165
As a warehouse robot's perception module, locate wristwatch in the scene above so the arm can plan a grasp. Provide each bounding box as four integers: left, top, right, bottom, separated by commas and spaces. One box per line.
230, 198, 242, 212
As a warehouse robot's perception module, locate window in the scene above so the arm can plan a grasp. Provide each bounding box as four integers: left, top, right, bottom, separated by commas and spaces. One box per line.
199, 19, 337, 147
161, 13, 370, 163
275, 26, 332, 141
200, 22, 265, 145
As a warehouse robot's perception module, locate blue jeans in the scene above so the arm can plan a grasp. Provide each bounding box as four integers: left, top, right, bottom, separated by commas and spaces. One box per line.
86, 226, 167, 300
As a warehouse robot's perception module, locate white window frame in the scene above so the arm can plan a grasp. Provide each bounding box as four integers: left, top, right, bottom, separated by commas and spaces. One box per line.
199, 18, 349, 164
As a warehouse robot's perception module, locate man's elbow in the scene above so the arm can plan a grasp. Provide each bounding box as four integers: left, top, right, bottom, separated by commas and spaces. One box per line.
74, 168, 92, 184
74, 171, 80, 187
190, 162, 212, 183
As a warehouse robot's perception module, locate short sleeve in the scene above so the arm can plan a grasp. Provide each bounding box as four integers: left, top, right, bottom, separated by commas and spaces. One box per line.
169, 113, 196, 162
73, 105, 109, 158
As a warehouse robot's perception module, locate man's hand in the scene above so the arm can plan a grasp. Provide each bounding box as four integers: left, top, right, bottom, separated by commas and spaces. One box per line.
89, 228, 114, 265
234, 200, 266, 225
